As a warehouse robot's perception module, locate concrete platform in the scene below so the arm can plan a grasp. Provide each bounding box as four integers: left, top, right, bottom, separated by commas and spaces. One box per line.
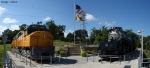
7, 50, 140, 68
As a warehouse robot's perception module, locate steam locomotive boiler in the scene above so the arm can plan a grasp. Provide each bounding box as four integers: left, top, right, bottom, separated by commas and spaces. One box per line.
97, 27, 135, 56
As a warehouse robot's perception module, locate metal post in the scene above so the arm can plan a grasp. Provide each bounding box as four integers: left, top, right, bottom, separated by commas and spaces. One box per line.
59, 54, 60, 63
30, 57, 31, 66
66, 51, 67, 59
2, 31, 8, 68
124, 55, 125, 63
138, 57, 140, 68
20, 54, 21, 60
50, 56, 51, 65
129, 53, 130, 59
119, 55, 121, 64
10, 59, 12, 68
50, 56, 52, 65
141, 30, 144, 63
138, 30, 144, 65
93, 55, 94, 62
26, 53, 27, 65
30, 46, 31, 66
41, 56, 42, 66
110, 56, 111, 64
16, 53, 18, 58
101, 55, 103, 64
74, 2, 76, 44
87, 53, 88, 62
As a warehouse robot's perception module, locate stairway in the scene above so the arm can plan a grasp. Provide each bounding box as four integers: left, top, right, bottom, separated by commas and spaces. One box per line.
67, 46, 81, 56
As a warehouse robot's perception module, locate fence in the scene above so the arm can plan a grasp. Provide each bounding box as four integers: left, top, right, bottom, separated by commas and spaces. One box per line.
86, 51, 132, 64
0, 52, 13, 68
138, 50, 150, 68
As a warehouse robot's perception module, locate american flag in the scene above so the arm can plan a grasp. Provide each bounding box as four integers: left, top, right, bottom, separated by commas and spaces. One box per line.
76, 5, 85, 16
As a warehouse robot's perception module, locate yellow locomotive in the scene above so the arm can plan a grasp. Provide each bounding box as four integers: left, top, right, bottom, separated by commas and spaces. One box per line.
11, 23, 55, 60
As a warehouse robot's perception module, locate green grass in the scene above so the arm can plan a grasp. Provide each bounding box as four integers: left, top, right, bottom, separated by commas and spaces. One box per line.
54, 40, 73, 46
0, 44, 11, 68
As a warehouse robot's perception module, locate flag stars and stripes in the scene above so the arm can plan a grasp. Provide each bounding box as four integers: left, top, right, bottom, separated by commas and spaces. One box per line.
76, 5, 85, 16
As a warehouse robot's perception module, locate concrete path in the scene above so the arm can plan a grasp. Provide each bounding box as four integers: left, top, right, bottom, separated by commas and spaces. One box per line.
7, 49, 140, 68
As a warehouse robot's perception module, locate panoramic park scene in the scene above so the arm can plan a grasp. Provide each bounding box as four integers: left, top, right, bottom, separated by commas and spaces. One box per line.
0, 0, 150, 68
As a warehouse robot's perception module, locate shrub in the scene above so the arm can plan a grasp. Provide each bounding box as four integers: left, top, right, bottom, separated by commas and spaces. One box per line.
86, 50, 92, 54
81, 51, 86, 57
82, 48, 86, 51
59, 50, 65, 57
55, 51, 59, 54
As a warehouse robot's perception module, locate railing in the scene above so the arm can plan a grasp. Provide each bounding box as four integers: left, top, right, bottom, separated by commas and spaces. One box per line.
11, 50, 36, 67
86, 50, 134, 64
138, 52, 150, 68
0, 52, 13, 68
138, 49, 150, 68
7, 51, 17, 68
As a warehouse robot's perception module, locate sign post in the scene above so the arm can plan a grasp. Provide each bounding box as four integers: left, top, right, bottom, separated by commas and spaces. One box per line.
2, 31, 8, 68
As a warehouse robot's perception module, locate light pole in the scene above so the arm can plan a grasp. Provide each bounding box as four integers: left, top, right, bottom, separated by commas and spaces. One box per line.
2, 31, 8, 68
138, 30, 144, 63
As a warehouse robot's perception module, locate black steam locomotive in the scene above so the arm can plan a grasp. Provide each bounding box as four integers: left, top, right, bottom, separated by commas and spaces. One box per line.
97, 27, 136, 56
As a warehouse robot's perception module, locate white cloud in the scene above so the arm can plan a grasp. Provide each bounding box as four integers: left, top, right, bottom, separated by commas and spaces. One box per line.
0, 25, 7, 32
98, 22, 102, 24
0, 6, 7, 16
64, 30, 73, 37
104, 21, 116, 27
10, 24, 19, 31
43, 17, 51, 21
2, 18, 18, 24
85, 14, 97, 21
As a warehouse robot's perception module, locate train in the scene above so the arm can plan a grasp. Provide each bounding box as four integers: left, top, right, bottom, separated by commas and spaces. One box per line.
11, 22, 55, 60
97, 26, 136, 57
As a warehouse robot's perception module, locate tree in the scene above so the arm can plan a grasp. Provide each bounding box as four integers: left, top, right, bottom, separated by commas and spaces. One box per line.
45, 20, 66, 40
125, 29, 139, 47
90, 26, 109, 44
56, 25, 66, 41
74, 29, 88, 42
144, 36, 150, 49
65, 32, 74, 42
90, 27, 100, 43
1, 29, 13, 44
19, 24, 27, 30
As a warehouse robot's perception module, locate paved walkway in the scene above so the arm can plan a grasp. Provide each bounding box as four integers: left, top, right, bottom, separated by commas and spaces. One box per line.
7, 49, 140, 68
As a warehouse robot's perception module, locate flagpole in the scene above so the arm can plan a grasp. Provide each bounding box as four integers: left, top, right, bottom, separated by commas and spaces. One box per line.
74, 2, 76, 44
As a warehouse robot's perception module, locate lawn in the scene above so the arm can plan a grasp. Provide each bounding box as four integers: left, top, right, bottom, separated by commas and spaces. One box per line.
0, 44, 11, 68
54, 40, 73, 46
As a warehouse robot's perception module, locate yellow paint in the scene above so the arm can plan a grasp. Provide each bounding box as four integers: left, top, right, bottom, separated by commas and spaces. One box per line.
12, 30, 53, 48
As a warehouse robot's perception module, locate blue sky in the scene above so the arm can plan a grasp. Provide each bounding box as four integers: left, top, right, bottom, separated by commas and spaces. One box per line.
0, 0, 150, 37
